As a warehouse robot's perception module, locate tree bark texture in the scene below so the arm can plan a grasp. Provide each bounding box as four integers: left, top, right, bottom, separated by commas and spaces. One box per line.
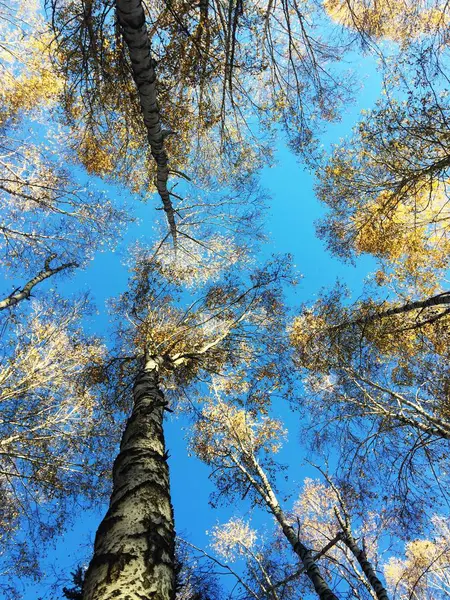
265, 533, 344, 595
82, 360, 175, 600
279, 520, 339, 600
115, 0, 177, 244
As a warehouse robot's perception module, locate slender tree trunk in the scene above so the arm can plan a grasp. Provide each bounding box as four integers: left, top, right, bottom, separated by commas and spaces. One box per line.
336, 291, 450, 331
264, 533, 343, 594
341, 534, 389, 600
333, 509, 389, 600
82, 358, 175, 600
274, 512, 338, 600
367, 292, 450, 321
115, 0, 177, 244
250, 460, 338, 600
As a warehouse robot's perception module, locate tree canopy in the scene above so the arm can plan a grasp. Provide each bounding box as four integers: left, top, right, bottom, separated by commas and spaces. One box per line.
1, 0, 450, 599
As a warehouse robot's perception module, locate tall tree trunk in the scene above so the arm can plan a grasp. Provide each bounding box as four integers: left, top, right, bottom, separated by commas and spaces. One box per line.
341, 534, 389, 600
334, 509, 389, 600
115, 0, 177, 244
248, 460, 338, 600
367, 291, 450, 319
269, 503, 338, 600
263, 534, 344, 596
82, 358, 175, 600
334, 291, 450, 332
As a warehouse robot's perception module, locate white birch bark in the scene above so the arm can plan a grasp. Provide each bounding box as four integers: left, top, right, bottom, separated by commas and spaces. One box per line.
331, 291, 450, 332
115, 0, 177, 244
230, 453, 339, 600
82, 359, 175, 600
254, 462, 339, 600
339, 527, 389, 600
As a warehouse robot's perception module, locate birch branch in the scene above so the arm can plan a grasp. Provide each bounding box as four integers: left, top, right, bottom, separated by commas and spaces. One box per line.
0, 256, 77, 311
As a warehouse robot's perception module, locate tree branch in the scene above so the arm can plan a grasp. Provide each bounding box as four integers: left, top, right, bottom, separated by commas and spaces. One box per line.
0, 256, 77, 311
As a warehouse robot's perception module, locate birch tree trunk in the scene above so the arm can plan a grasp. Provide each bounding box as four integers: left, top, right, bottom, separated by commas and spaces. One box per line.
332, 291, 450, 332
333, 507, 389, 600
82, 358, 175, 600
341, 533, 389, 600
115, 0, 177, 244
267, 499, 338, 600
250, 460, 338, 600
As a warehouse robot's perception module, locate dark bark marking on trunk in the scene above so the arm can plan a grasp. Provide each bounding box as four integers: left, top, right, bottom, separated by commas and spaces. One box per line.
115, 0, 178, 245
342, 534, 389, 600
82, 362, 175, 600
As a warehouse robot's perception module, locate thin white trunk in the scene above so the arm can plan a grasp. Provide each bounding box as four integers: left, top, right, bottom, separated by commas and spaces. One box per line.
233, 453, 339, 600
256, 463, 339, 600
338, 522, 389, 600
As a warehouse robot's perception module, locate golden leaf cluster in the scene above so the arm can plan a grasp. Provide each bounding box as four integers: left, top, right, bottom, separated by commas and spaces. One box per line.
209, 517, 258, 562
384, 516, 450, 598
324, 0, 450, 44
192, 399, 286, 464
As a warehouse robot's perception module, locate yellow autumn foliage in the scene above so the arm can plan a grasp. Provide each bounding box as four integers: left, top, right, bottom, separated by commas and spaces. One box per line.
209, 517, 258, 562
324, 0, 450, 43
0, 21, 63, 122
0, 300, 106, 414
193, 400, 286, 464
384, 517, 450, 598
350, 181, 450, 290
290, 312, 333, 372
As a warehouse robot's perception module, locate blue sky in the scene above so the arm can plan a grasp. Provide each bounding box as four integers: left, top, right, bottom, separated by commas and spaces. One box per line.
13, 50, 387, 600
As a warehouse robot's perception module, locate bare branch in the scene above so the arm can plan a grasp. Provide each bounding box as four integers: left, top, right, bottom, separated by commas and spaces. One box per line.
0, 256, 78, 311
